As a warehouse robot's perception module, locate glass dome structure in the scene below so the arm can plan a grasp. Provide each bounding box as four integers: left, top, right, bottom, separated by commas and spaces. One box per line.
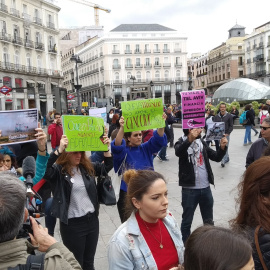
212, 78, 270, 104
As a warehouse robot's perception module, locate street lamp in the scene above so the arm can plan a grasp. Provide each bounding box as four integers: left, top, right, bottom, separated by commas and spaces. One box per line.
130, 75, 136, 86
70, 53, 82, 114
150, 80, 154, 98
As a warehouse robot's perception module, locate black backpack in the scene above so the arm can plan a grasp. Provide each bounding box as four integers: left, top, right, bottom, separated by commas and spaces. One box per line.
8, 253, 45, 270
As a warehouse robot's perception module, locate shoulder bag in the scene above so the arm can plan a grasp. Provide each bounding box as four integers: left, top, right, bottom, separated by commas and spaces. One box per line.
255, 225, 268, 270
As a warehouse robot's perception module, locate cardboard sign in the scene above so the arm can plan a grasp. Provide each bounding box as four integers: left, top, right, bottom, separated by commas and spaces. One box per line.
89, 107, 107, 123
205, 122, 225, 141
62, 115, 108, 152
82, 102, 88, 107
0, 109, 38, 145
121, 98, 165, 132
181, 90, 205, 129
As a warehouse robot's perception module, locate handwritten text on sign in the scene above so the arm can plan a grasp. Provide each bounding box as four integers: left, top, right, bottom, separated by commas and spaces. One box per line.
121, 98, 165, 132
181, 90, 205, 129
62, 115, 108, 152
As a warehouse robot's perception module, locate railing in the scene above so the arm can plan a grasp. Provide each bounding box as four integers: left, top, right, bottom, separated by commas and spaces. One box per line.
144, 64, 152, 68
125, 64, 133, 69
100, 66, 104, 71
144, 49, 151, 53
35, 42, 44, 50
0, 3, 8, 13
47, 22, 55, 29
22, 13, 31, 21
0, 33, 12, 42
12, 36, 23, 46
135, 64, 143, 68
125, 50, 132, 54
154, 63, 161, 67
112, 64, 121, 69
25, 39, 34, 48
112, 50, 119, 54
174, 49, 181, 52
253, 44, 257, 49
256, 54, 264, 60
10, 8, 20, 17
163, 63, 171, 67
153, 49, 160, 53
163, 49, 170, 53
33, 17, 42, 25
134, 50, 141, 54
99, 52, 103, 57
175, 63, 182, 67
48, 46, 57, 53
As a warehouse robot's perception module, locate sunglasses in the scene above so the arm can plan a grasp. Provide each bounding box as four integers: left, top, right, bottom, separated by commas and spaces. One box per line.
260, 126, 270, 130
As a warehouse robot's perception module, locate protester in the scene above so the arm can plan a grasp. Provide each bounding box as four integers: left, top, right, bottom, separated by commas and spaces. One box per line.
258, 105, 269, 124
184, 226, 254, 270
232, 156, 270, 270
48, 112, 63, 152
0, 172, 82, 270
230, 105, 239, 124
107, 108, 114, 125
108, 169, 184, 270
111, 114, 168, 223
243, 104, 255, 146
46, 110, 54, 126
108, 114, 119, 138
246, 117, 270, 167
157, 121, 171, 161
0, 146, 19, 175
213, 103, 233, 167
204, 109, 219, 151
166, 107, 176, 147
44, 134, 113, 270
174, 127, 227, 243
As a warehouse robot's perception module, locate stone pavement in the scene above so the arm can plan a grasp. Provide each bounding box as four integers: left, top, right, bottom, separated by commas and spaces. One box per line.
42, 126, 256, 269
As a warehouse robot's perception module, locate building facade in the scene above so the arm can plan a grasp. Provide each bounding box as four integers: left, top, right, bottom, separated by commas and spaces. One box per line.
244, 21, 270, 86
207, 24, 246, 94
0, 0, 63, 115
68, 24, 188, 108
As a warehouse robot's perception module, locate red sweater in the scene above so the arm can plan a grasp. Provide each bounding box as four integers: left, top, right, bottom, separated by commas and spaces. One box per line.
136, 212, 179, 270
48, 123, 63, 149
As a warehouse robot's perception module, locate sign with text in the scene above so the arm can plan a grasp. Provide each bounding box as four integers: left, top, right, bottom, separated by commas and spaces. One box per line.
62, 115, 108, 152
0, 109, 38, 145
89, 107, 107, 123
121, 98, 165, 132
181, 90, 205, 129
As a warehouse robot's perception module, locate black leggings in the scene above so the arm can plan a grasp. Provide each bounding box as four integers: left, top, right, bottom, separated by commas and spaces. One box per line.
60, 213, 99, 270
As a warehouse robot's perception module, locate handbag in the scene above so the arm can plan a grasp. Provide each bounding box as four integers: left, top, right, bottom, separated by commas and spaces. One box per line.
97, 166, 117, 206
254, 225, 268, 270
110, 153, 127, 202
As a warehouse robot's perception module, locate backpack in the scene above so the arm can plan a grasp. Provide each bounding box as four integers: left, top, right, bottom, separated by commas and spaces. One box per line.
8, 254, 45, 270
260, 112, 268, 124
239, 111, 247, 125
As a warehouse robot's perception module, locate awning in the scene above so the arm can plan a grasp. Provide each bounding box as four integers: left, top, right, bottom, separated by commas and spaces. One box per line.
37, 81, 45, 84
26, 79, 35, 83
51, 82, 58, 86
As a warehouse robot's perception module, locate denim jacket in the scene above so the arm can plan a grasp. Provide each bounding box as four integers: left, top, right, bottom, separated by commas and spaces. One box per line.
108, 211, 184, 269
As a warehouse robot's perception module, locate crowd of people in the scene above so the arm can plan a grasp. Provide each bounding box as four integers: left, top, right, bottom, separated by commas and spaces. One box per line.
1, 100, 270, 270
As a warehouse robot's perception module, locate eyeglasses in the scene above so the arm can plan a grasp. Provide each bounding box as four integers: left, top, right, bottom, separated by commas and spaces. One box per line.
260, 126, 270, 130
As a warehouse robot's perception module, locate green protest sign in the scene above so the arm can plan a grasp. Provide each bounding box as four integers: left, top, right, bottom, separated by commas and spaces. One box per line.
121, 98, 165, 132
62, 115, 108, 152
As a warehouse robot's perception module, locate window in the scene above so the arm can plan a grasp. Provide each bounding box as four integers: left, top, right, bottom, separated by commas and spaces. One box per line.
23, 4, 27, 14
154, 44, 159, 52
13, 25, 20, 38
36, 32, 41, 43
48, 36, 54, 48
155, 71, 160, 80
126, 58, 131, 66
164, 57, 169, 63
127, 72, 131, 80
136, 58, 140, 66
113, 45, 118, 51
164, 44, 168, 52
0, 20, 6, 34
145, 44, 149, 52
37, 55, 42, 71
3, 47, 9, 67
14, 50, 20, 69
136, 71, 141, 82
164, 70, 169, 80
176, 57, 180, 64
146, 71, 151, 81
11, 0, 16, 8
126, 44, 130, 52
26, 53, 31, 70
113, 59, 119, 68
145, 58, 150, 66
176, 70, 181, 79
155, 57, 159, 65
135, 44, 140, 53
114, 72, 120, 82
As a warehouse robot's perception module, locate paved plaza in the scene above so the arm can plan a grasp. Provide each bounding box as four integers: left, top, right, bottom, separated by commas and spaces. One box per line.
43, 126, 255, 269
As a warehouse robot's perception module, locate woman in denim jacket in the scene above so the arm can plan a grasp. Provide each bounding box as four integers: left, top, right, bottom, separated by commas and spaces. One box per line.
108, 170, 184, 270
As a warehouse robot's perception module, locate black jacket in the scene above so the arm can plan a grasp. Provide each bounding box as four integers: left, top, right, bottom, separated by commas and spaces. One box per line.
43, 152, 113, 224
213, 112, 233, 135
175, 138, 226, 187
245, 110, 255, 126
246, 138, 268, 168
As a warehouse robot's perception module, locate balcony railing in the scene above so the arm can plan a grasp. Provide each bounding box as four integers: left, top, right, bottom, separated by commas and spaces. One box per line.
174, 49, 181, 52
99, 52, 103, 57
246, 47, 250, 52
144, 64, 152, 68
48, 46, 57, 53
125, 50, 132, 54
163, 49, 170, 53
112, 64, 121, 69
22, 13, 31, 21
25, 39, 34, 48
154, 63, 161, 67
0, 3, 8, 13
125, 64, 133, 69
144, 49, 151, 53
247, 59, 251, 64
100, 66, 104, 71
0, 33, 11, 42
163, 63, 171, 67
256, 54, 264, 61
112, 50, 119, 54
253, 44, 257, 49
135, 64, 143, 68
47, 22, 55, 29
10, 8, 20, 17
175, 63, 182, 67
33, 17, 42, 25
35, 42, 44, 50
153, 49, 160, 53
12, 36, 23, 46
134, 50, 141, 54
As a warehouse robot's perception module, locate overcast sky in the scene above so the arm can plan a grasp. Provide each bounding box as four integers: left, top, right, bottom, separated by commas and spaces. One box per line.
57, 0, 270, 56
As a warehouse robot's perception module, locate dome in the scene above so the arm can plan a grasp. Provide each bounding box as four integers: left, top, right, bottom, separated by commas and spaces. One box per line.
212, 78, 270, 104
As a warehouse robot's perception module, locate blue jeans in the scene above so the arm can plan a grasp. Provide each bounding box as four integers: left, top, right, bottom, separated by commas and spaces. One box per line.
222, 135, 230, 163
181, 187, 214, 243
90, 151, 104, 163
158, 146, 167, 160
244, 125, 252, 144
45, 197, 57, 236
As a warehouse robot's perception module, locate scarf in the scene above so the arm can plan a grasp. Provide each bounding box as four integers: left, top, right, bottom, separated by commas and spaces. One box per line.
182, 135, 204, 178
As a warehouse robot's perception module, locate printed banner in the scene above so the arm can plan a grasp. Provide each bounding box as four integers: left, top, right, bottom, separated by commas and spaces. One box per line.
62, 115, 108, 152
181, 90, 205, 129
89, 107, 107, 123
121, 98, 165, 132
205, 122, 225, 141
0, 109, 38, 145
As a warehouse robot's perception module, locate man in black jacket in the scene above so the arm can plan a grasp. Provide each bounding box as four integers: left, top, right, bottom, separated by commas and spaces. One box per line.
213, 103, 233, 167
175, 127, 227, 243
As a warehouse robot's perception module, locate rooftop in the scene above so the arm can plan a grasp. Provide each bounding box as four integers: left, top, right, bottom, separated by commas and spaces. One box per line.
110, 24, 176, 32
228, 24, 245, 31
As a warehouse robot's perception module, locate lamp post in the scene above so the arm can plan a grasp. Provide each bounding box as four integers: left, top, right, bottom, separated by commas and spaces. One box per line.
130, 75, 136, 86
150, 80, 154, 98
70, 53, 82, 114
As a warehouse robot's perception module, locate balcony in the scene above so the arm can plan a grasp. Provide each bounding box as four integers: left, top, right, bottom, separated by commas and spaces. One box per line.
37, 68, 48, 75
163, 63, 171, 67
258, 42, 264, 48
33, 17, 42, 26
174, 49, 181, 53
175, 63, 182, 67
10, 8, 20, 17
0, 3, 8, 13
93, 68, 99, 73
25, 66, 36, 73
47, 22, 55, 29
0, 33, 11, 43
125, 50, 132, 54
144, 49, 151, 53
253, 44, 257, 49
112, 64, 121, 69
135, 64, 143, 69
153, 49, 160, 53
256, 54, 264, 61
125, 64, 133, 69
246, 47, 250, 52
163, 49, 170, 53
22, 13, 31, 21
253, 57, 257, 62
25, 39, 34, 49
12, 36, 23, 46
112, 50, 119, 54
0, 61, 13, 70
256, 70, 266, 77
247, 59, 251, 64
35, 42, 44, 51
134, 50, 141, 54
99, 52, 103, 57
144, 64, 152, 68
100, 66, 104, 71
48, 46, 57, 53
154, 63, 161, 68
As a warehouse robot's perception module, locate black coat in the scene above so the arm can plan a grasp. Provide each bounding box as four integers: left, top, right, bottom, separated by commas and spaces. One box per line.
245, 110, 255, 126
174, 138, 226, 187
43, 152, 113, 224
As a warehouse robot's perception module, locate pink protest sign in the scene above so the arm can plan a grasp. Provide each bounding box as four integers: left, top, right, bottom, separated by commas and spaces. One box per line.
181, 90, 205, 129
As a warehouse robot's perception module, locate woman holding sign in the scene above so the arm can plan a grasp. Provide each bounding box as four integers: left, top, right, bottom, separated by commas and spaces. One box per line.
111, 113, 168, 223
44, 134, 113, 270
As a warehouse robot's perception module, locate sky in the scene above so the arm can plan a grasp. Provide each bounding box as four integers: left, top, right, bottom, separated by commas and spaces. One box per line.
56, 0, 270, 56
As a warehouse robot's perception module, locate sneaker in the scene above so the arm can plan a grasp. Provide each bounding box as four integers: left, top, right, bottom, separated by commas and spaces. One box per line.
221, 163, 225, 167
248, 141, 253, 145
162, 158, 169, 162
156, 155, 162, 161
243, 143, 248, 146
